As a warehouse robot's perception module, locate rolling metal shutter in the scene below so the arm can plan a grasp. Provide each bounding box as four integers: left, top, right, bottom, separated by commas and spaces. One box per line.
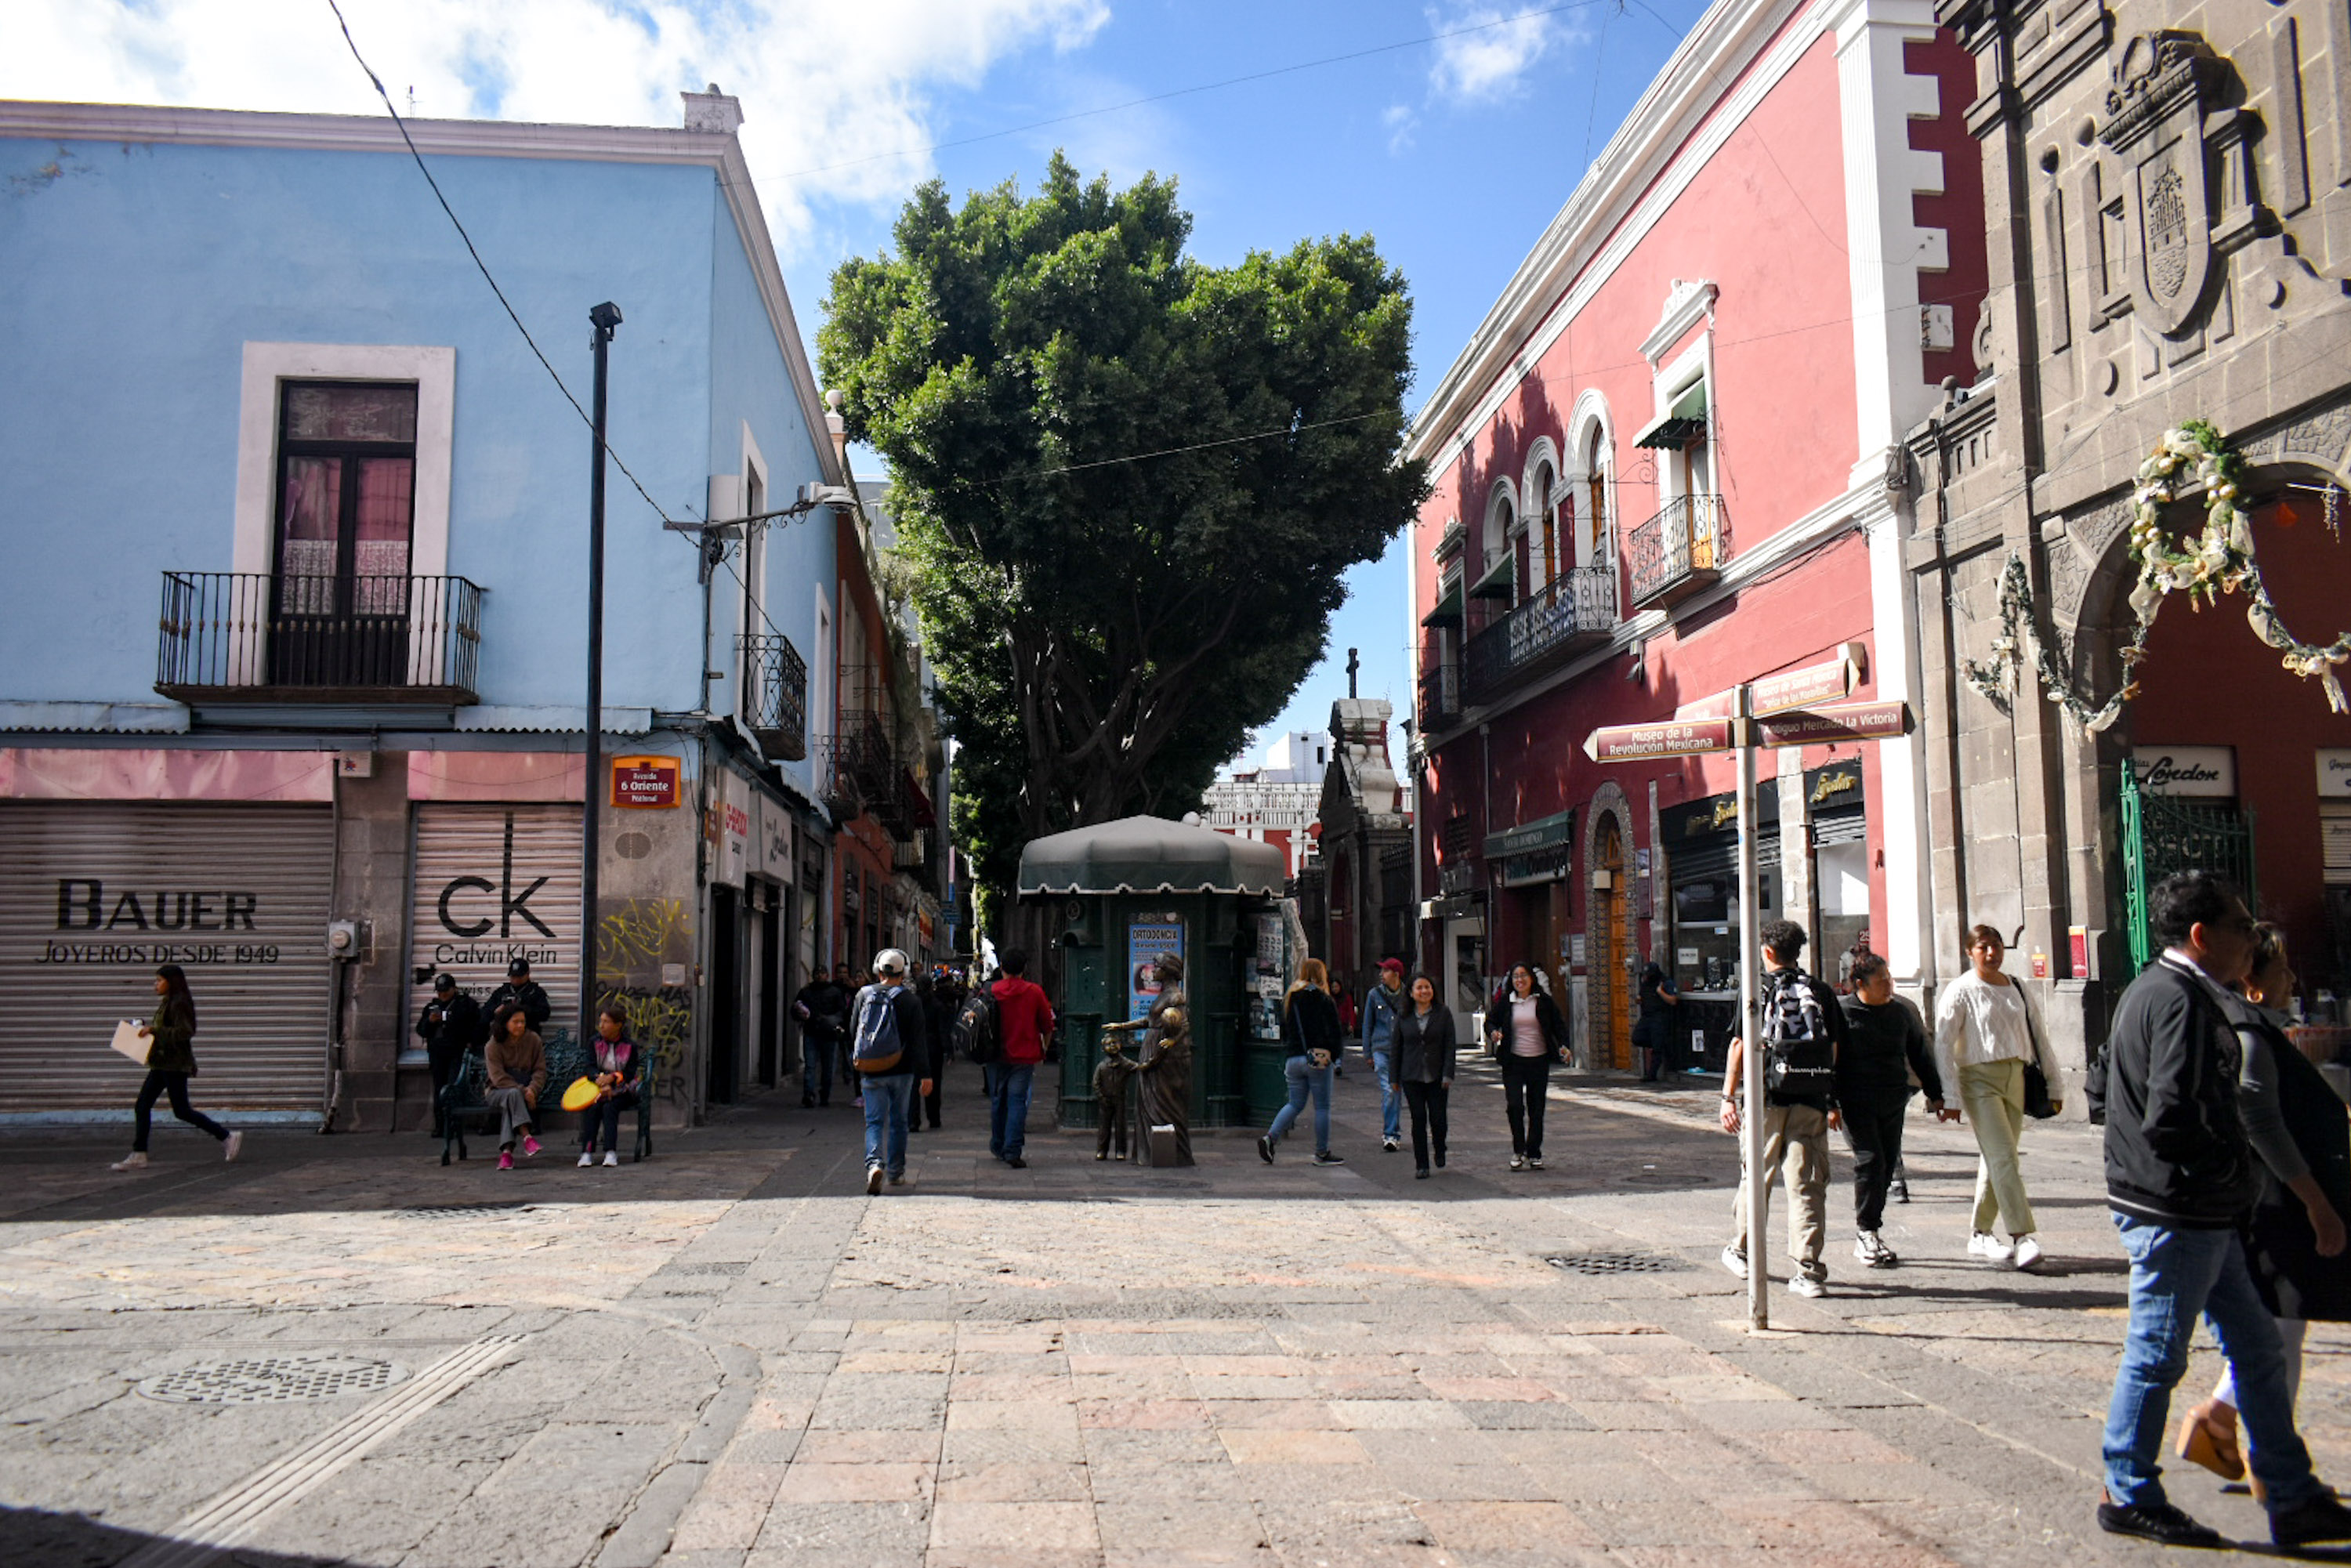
2325, 806, 2351, 888
0, 802, 333, 1115
410, 804, 583, 1046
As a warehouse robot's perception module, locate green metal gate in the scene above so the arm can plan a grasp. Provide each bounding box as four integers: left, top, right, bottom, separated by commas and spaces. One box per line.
2120, 763, 2259, 974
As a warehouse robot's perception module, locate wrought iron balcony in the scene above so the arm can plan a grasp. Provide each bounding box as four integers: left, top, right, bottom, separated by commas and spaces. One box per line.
737, 633, 808, 761
1418, 662, 1462, 731
1627, 495, 1730, 608
815, 711, 911, 836
1461, 565, 1617, 702
155, 572, 482, 704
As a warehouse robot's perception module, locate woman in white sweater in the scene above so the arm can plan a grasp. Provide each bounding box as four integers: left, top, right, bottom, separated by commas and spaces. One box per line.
1935, 925, 2062, 1269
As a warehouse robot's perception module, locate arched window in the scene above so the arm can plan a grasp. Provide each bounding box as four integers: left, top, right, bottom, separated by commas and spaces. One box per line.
1581, 424, 1609, 567
1531, 461, 1557, 588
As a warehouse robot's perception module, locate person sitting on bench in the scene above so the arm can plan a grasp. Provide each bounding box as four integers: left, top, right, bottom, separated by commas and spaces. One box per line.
484, 1001, 545, 1171
577, 1005, 640, 1168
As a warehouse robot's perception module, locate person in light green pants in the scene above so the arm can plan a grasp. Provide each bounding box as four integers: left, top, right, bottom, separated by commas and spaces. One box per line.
1934, 925, 2061, 1269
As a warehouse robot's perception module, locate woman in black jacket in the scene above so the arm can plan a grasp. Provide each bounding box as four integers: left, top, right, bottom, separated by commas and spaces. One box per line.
1487, 964, 1570, 1170
1632, 962, 1679, 1082
1260, 958, 1346, 1164
112, 964, 238, 1171
2175, 925, 2351, 1483
1394, 972, 1456, 1179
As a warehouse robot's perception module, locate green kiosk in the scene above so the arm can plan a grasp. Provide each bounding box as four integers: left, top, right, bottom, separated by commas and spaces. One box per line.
1016, 816, 1296, 1131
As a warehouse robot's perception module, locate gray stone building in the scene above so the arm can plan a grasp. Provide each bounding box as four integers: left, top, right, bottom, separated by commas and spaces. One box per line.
1909, 0, 2351, 1087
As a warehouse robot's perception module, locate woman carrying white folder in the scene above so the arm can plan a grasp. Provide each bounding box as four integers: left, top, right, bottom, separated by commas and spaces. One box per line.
111, 964, 240, 1171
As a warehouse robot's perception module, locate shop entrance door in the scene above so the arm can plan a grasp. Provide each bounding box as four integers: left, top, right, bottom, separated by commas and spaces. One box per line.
2121, 765, 2258, 975
1591, 817, 1632, 1070
708, 885, 740, 1105
1444, 917, 1486, 1045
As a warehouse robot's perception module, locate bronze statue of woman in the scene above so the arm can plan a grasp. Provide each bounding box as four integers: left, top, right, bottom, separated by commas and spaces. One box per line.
1132, 953, 1194, 1167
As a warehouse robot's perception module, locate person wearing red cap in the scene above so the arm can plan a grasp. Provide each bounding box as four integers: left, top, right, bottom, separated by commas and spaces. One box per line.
1362, 958, 1407, 1151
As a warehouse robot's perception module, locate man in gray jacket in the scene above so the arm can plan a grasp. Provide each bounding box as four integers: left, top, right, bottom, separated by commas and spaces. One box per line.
2096, 871, 2351, 1550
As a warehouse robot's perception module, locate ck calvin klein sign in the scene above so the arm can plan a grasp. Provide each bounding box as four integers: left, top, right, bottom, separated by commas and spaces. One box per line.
2129, 746, 2237, 798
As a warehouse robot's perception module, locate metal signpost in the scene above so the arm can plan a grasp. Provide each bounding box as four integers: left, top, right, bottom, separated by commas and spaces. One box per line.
1581, 653, 1907, 1332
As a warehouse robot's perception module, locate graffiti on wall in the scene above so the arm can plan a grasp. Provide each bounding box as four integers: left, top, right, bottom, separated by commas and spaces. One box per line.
596, 897, 694, 1103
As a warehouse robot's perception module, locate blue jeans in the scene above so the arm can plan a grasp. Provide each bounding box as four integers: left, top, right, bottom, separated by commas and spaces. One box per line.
861, 1072, 915, 1178
986, 1063, 1036, 1161
1369, 1043, 1400, 1141
1266, 1055, 1331, 1153
2102, 1212, 2320, 1512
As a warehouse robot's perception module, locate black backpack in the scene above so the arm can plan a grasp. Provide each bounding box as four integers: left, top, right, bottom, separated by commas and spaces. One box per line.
1762, 971, 1836, 1096
956, 987, 1004, 1065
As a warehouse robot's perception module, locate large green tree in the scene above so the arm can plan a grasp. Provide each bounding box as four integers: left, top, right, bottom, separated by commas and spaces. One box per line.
820, 154, 1425, 904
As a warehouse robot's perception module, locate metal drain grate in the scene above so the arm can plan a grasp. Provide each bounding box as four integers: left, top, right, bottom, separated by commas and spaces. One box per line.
139, 1354, 408, 1404
1545, 1251, 1683, 1276
672, 1262, 748, 1277
399, 1202, 529, 1219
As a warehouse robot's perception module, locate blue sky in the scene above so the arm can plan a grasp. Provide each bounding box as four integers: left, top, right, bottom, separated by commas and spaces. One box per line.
13, 0, 1706, 769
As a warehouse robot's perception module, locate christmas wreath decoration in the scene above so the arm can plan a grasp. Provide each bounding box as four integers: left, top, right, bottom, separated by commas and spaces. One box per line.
1962, 418, 2351, 726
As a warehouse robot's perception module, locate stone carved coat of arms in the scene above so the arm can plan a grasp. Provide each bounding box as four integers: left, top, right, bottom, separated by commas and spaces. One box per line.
2097, 32, 2221, 336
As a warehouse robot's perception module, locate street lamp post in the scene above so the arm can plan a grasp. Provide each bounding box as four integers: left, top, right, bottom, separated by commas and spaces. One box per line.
583, 302, 621, 1052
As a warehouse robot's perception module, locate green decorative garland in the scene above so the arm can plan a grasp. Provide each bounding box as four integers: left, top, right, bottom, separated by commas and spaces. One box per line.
1961, 419, 2351, 726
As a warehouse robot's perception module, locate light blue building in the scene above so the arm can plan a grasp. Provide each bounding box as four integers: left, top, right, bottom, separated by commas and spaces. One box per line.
0, 90, 907, 1132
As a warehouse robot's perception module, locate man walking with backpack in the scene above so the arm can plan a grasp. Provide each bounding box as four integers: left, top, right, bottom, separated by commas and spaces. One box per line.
986, 950, 1054, 1168
849, 951, 929, 1194
1720, 918, 1847, 1298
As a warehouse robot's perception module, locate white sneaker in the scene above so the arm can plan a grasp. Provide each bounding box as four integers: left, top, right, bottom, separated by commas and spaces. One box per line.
601, 1151, 619, 1168
1969, 1231, 2015, 1262
1720, 1245, 1749, 1278
2012, 1235, 2043, 1271
1788, 1274, 1827, 1299
223, 1130, 242, 1164
578, 1151, 595, 1168
1382, 1137, 1399, 1153
110, 1152, 148, 1171
1855, 1231, 1892, 1267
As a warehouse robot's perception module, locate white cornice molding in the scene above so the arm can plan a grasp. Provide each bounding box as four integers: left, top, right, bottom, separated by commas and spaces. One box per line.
1640, 280, 1719, 367
1404, 0, 1819, 472
0, 100, 843, 488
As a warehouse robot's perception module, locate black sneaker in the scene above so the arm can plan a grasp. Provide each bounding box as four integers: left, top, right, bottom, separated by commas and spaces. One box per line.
801, 1097, 816, 1109
1257, 1136, 1275, 1164
2096, 1500, 2222, 1548
1313, 1151, 1345, 1165
1889, 1178, 1910, 1204
2273, 1492, 2351, 1549
1007, 1156, 1027, 1169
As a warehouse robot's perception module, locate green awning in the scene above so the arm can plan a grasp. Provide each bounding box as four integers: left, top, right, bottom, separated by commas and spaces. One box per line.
1468, 552, 1515, 599
1483, 808, 1575, 861
1420, 578, 1463, 626
1017, 814, 1288, 896
1634, 382, 1708, 450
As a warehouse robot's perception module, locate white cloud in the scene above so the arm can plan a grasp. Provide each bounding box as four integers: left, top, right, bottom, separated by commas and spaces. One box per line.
1382, 103, 1417, 155
1425, 5, 1558, 100
0, 0, 1112, 255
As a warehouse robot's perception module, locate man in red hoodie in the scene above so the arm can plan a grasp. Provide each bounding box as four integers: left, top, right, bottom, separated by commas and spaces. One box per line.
988, 949, 1055, 1168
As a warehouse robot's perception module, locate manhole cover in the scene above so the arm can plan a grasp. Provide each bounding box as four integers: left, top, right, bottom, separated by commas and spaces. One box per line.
139, 1354, 408, 1404
400, 1202, 528, 1219
1545, 1251, 1683, 1276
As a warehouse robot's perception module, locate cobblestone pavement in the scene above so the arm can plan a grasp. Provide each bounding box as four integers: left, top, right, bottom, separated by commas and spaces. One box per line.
2, 1059, 2345, 1566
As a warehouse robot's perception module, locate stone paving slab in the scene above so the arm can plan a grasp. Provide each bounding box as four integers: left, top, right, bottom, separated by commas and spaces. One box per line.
0, 1062, 2340, 1563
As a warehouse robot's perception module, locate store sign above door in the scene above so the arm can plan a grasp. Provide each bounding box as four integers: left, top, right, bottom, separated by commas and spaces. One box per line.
611, 756, 680, 809
2129, 746, 2236, 798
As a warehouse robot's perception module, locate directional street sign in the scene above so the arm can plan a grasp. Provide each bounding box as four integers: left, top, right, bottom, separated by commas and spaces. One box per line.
1754, 698, 1913, 748
1581, 717, 1737, 762
1748, 650, 1858, 717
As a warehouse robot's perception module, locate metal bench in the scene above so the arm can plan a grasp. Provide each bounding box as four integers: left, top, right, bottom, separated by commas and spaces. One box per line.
439, 1034, 655, 1166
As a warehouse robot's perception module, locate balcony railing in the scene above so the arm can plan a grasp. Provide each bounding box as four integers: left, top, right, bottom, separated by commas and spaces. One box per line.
1627, 495, 1730, 607
737, 633, 808, 762
155, 572, 482, 703
815, 712, 911, 836
1462, 565, 1617, 702
1418, 663, 1462, 731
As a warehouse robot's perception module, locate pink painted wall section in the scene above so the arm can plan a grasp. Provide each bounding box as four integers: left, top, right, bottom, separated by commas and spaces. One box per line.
0, 748, 334, 802
408, 751, 585, 802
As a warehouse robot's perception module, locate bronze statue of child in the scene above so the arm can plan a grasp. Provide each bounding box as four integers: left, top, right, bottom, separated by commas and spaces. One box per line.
1093, 1035, 1137, 1161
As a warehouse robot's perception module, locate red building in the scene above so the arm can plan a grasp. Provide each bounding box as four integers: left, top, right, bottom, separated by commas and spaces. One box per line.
1406, 0, 1988, 1067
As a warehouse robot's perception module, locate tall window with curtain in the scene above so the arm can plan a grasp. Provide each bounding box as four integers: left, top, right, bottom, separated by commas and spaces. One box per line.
271, 381, 418, 684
